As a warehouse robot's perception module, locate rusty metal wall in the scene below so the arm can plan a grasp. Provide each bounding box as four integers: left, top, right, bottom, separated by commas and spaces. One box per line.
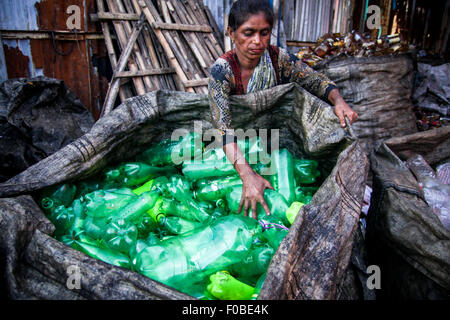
0, 0, 108, 119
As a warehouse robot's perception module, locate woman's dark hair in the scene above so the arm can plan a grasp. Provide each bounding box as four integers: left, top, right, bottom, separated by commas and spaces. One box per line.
228, 0, 274, 31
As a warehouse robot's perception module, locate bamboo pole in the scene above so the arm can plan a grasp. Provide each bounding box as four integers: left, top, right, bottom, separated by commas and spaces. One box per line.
109, 0, 155, 92
101, 14, 146, 117
105, 0, 146, 95
130, 0, 179, 91
139, 0, 195, 92
96, 0, 131, 102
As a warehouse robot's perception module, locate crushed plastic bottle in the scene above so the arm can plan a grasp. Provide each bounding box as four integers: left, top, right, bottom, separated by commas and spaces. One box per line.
84, 188, 136, 218
293, 159, 320, 185
102, 218, 138, 254
270, 149, 296, 204
229, 242, 274, 281
137, 132, 204, 166
286, 201, 305, 226
134, 215, 262, 290
207, 271, 256, 300
182, 160, 236, 181
194, 175, 242, 202
259, 215, 290, 250
40, 183, 77, 208
406, 154, 450, 230
158, 215, 203, 235
112, 190, 160, 224
104, 162, 176, 187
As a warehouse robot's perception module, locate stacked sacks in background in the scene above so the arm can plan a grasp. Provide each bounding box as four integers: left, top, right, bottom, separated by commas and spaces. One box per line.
38, 132, 323, 300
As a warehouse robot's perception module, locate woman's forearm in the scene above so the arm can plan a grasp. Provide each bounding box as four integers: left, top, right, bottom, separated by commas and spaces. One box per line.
223, 142, 254, 178
327, 88, 345, 106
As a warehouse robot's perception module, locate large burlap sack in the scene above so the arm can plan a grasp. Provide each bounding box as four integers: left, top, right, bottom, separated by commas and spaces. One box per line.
367, 126, 450, 299
0, 83, 369, 300
315, 54, 418, 154
0, 77, 95, 183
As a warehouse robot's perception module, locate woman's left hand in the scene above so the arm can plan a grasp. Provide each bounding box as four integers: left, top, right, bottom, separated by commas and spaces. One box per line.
334, 101, 358, 128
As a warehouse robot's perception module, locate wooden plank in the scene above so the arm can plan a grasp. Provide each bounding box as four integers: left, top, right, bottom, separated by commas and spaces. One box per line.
0, 30, 104, 40
115, 67, 175, 78
101, 13, 146, 117
151, 21, 213, 33
183, 78, 209, 88
90, 12, 140, 21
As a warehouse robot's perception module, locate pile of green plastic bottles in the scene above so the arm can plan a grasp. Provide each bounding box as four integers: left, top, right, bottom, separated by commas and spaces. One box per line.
38, 132, 322, 300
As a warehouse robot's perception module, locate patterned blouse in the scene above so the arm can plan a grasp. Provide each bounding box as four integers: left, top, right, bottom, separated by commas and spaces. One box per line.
208, 45, 337, 137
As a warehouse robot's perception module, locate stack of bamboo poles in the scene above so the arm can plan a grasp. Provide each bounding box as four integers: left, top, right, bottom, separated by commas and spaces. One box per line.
94, 0, 224, 116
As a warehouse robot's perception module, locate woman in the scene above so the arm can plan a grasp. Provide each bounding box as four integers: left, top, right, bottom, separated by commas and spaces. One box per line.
208, 0, 358, 219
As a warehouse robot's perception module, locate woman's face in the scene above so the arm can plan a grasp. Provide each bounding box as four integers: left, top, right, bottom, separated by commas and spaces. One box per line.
229, 12, 272, 64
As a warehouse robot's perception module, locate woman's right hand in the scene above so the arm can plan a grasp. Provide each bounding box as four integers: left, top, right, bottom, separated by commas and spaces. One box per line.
238, 170, 274, 219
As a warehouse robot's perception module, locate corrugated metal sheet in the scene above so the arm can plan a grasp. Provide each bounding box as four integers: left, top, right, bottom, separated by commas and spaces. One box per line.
201, 0, 353, 45
0, 0, 40, 31
284, 0, 353, 42
202, 0, 234, 32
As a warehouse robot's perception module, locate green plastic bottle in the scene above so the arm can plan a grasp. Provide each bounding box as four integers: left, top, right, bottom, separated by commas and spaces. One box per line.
50, 206, 77, 239
112, 190, 160, 224
294, 186, 314, 204
286, 201, 305, 226
135, 215, 262, 290
129, 233, 162, 266
198, 137, 270, 165
230, 242, 274, 280
41, 197, 58, 216
75, 240, 131, 269
105, 162, 176, 187
164, 176, 212, 223
158, 215, 203, 235
83, 216, 109, 240
270, 149, 296, 204
259, 215, 290, 250
206, 271, 256, 300
132, 179, 154, 195
160, 197, 211, 223
61, 229, 99, 251
84, 188, 136, 218
166, 175, 191, 199
293, 159, 320, 185
194, 175, 242, 202
226, 186, 289, 224
102, 218, 138, 254
136, 214, 158, 238
182, 160, 236, 181
40, 183, 77, 208
137, 132, 204, 166
147, 196, 165, 222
